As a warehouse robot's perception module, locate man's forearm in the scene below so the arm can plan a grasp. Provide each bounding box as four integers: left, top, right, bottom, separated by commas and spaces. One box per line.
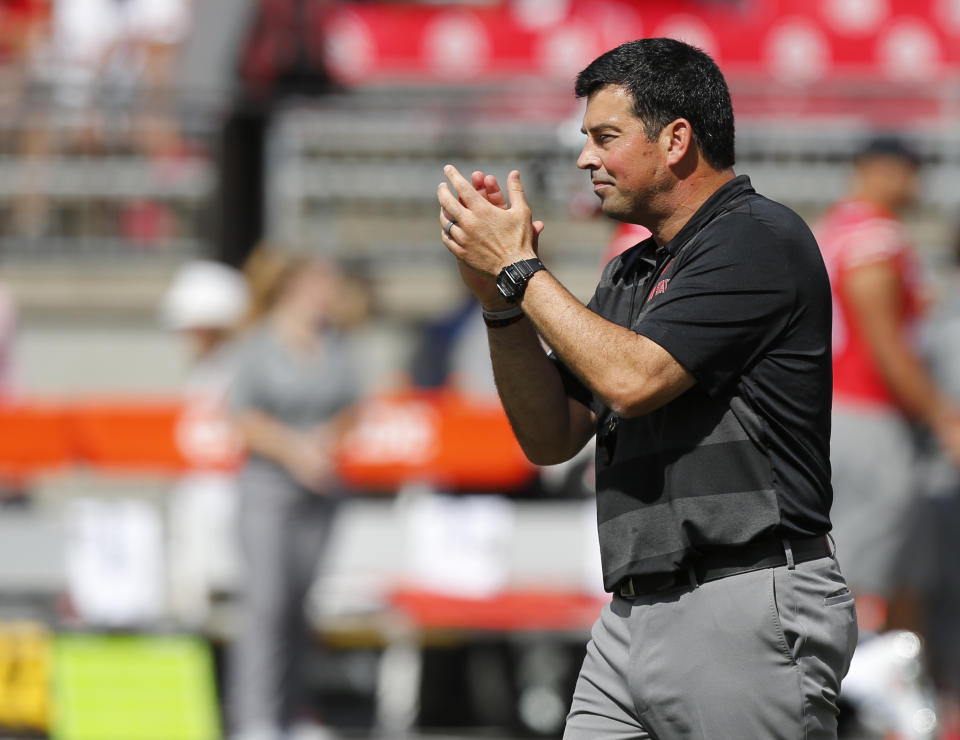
875, 340, 952, 424
487, 315, 588, 465
519, 270, 695, 417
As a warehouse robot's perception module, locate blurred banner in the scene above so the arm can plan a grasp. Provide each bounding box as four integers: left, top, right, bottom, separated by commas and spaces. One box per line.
322, 0, 960, 88
0, 391, 536, 490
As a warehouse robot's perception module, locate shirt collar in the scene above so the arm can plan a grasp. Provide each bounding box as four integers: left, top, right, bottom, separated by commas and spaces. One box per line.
660, 174, 754, 257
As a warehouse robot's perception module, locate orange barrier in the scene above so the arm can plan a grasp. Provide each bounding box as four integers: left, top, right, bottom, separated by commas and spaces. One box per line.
0, 404, 73, 476
0, 391, 536, 491
390, 588, 607, 632
335, 390, 534, 491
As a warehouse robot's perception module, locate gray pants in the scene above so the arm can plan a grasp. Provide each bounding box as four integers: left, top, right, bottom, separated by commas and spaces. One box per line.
564, 554, 858, 739
830, 404, 916, 597
228, 464, 338, 735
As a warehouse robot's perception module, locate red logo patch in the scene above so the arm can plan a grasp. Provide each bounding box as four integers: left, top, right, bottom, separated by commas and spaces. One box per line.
646, 278, 670, 302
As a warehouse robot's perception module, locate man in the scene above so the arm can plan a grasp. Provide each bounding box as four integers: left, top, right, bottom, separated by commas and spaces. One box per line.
437, 38, 857, 739
816, 138, 960, 627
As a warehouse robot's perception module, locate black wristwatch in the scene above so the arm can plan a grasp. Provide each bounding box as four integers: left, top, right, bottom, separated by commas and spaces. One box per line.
496, 258, 545, 304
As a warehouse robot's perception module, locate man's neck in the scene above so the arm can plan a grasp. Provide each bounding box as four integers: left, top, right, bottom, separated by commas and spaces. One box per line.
651, 169, 736, 246
853, 189, 899, 217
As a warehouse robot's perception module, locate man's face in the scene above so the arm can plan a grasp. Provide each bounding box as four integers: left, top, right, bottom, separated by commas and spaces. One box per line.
858, 155, 920, 213
577, 85, 668, 223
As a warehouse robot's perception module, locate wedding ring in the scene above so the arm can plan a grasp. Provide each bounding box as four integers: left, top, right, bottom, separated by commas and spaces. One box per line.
444, 219, 456, 236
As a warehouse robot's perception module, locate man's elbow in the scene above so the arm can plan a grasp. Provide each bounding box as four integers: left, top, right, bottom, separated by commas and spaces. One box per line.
521, 444, 574, 467
516, 430, 585, 466
608, 398, 650, 419
603, 371, 693, 419
604, 380, 657, 419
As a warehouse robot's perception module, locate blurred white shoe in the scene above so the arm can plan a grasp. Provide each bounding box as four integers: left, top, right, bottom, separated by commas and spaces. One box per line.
287, 722, 339, 740
230, 727, 283, 740
842, 630, 938, 739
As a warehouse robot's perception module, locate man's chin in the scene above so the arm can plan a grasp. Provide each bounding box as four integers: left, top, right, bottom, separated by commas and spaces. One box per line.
600, 201, 630, 221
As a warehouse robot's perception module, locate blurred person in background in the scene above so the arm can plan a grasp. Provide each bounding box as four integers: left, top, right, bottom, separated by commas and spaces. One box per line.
160, 260, 250, 626
816, 137, 960, 634
227, 247, 359, 740
602, 221, 652, 264
161, 259, 250, 394
910, 225, 960, 732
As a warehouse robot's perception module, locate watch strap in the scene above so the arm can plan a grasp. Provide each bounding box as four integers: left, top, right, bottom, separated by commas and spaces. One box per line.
497, 258, 545, 304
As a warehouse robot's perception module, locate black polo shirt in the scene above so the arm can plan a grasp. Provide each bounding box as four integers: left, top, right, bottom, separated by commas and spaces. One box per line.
556, 175, 833, 591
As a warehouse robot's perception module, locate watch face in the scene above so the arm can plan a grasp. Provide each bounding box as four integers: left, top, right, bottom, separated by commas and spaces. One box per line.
497, 259, 542, 304
497, 270, 520, 303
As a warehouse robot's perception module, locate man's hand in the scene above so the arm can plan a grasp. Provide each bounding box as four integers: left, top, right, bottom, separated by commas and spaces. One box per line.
447, 170, 545, 309
438, 166, 543, 309
933, 407, 960, 468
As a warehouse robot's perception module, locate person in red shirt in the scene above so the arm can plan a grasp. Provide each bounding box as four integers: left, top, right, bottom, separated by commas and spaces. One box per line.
816, 137, 960, 627
602, 221, 652, 265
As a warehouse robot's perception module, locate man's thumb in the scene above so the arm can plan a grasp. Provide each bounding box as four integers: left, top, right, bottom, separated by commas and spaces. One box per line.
507, 170, 527, 209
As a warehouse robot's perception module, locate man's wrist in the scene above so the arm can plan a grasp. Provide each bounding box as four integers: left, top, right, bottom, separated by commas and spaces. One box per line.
931, 404, 960, 433
482, 305, 525, 329
480, 297, 514, 312
496, 257, 545, 305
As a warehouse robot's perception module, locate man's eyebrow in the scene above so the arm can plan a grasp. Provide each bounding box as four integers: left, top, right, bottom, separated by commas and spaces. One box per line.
581, 123, 620, 135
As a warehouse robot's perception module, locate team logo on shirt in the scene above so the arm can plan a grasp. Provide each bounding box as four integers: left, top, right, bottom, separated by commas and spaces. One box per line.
647, 278, 670, 301
646, 257, 676, 302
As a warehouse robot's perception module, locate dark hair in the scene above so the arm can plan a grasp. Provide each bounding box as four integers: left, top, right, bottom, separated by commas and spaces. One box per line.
854, 135, 921, 168
575, 38, 735, 171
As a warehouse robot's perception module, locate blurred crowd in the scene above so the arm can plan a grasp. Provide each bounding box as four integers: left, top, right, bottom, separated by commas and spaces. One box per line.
0, 0, 193, 244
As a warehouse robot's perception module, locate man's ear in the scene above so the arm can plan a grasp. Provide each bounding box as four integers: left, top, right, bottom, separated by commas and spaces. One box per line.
662, 118, 693, 166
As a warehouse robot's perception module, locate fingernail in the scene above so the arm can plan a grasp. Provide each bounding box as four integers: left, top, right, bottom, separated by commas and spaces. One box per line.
443, 164, 453, 173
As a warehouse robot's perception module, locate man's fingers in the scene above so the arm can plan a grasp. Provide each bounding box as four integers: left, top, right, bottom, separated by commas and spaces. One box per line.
533, 220, 545, 236
439, 207, 462, 237
443, 164, 483, 207
437, 183, 466, 221
506, 170, 529, 213
484, 174, 508, 209
439, 222, 467, 258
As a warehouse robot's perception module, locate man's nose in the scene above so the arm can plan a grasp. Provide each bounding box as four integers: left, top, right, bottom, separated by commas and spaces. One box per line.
577, 143, 599, 171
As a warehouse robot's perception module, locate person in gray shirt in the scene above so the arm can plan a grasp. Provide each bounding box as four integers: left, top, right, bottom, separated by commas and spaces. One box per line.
227, 249, 358, 740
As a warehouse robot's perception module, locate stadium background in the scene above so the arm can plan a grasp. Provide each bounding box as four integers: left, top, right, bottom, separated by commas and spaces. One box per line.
0, 0, 959, 738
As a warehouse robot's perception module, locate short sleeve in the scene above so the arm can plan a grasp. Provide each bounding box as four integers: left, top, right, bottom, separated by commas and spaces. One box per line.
634, 220, 796, 397
835, 220, 906, 272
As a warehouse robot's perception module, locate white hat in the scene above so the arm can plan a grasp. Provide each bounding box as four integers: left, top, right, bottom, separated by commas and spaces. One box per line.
160, 260, 250, 330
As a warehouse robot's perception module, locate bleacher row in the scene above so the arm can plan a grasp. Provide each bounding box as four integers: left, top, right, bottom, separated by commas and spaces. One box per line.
2, 84, 959, 319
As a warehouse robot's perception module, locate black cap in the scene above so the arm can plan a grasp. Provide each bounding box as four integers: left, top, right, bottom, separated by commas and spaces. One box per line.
855, 135, 921, 166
